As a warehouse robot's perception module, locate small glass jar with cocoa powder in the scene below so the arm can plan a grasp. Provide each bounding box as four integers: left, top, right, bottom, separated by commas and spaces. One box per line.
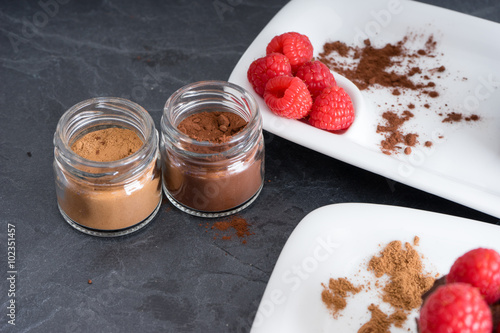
53, 97, 162, 236
161, 81, 264, 217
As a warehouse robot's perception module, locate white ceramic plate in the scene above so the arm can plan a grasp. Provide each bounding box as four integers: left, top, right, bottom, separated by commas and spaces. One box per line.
228, 0, 500, 218
250, 203, 500, 332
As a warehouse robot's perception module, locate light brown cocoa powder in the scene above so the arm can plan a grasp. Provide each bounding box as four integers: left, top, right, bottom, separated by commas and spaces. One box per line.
320, 237, 434, 332
321, 277, 363, 318
177, 111, 247, 144
318, 34, 480, 155
368, 240, 434, 311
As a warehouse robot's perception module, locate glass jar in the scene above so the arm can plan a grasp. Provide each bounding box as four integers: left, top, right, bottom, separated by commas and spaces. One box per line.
161, 81, 264, 217
53, 97, 162, 237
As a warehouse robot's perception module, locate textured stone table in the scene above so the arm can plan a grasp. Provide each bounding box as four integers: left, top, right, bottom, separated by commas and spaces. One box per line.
1, 0, 499, 332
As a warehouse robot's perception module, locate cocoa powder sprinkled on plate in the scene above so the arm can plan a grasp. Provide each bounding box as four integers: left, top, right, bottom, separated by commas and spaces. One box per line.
177, 111, 247, 144
358, 304, 407, 333
442, 112, 480, 123
320, 237, 434, 332
321, 277, 363, 318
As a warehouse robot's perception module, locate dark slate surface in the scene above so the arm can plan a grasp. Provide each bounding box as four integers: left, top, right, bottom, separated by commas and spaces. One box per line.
1, 0, 499, 332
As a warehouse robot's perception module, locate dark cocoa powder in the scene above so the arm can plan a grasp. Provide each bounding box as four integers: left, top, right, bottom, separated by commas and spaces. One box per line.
358, 304, 407, 333
442, 112, 480, 123
321, 277, 363, 318
318, 34, 480, 155
321, 237, 433, 332
318, 37, 438, 94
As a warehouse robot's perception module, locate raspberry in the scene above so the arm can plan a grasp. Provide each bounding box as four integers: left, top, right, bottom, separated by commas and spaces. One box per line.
419, 283, 492, 333
247, 53, 292, 97
308, 86, 355, 131
295, 61, 337, 100
447, 248, 500, 304
264, 76, 312, 119
266, 32, 313, 72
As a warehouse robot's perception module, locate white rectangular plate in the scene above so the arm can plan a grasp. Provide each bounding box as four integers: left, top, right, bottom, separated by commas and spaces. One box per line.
250, 203, 500, 332
228, 0, 500, 218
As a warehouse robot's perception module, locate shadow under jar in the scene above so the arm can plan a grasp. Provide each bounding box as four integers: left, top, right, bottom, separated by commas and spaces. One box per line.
161, 81, 264, 218
53, 97, 162, 237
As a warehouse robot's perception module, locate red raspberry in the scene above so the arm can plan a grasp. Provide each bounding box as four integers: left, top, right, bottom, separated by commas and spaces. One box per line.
247, 53, 292, 97
266, 32, 313, 72
308, 86, 355, 131
447, 248, 500, 304
264, 76, 312, 119
419, 283, 492, 333
295, 61, 337, 100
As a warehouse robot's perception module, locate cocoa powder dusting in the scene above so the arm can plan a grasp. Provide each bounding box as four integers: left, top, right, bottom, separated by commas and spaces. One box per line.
318, 36, 435, 92
368, 241, 434, 311
376, 111, 417, 155
178, 111, 247, 144
321, 277, 363, 318
321, 237, 433, 332
209, 215, 253, 244
318, 34, 480, 155
442, 112, 462, 123
466, 114, 480, 121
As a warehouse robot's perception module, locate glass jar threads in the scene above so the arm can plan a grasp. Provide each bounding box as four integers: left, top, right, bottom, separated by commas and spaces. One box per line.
53, 97, 162, 237
161, 81, 264, 217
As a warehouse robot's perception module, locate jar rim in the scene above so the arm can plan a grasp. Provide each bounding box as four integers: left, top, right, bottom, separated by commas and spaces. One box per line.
54, 97, 157, 171
162, 80, 261, 155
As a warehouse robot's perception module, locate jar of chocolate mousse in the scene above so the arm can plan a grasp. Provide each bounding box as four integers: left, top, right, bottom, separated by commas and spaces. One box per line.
53, 97, 162, 237
160, 81, 264, 217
